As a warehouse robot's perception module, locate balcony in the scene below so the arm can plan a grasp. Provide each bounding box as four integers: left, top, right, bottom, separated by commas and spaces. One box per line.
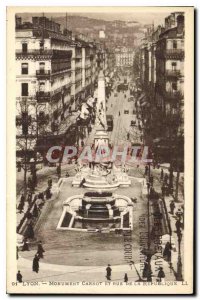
51, 68, 71, 76
165, 49, 184, 59
16, 49, 72, 59
36, 70, 51, 78
16, 96, 34, 101
165, 69, 182, 78
155, 48, 184, 60
163, 90, 183, 101
36, 91, 50, 103
16, 49, 53, 59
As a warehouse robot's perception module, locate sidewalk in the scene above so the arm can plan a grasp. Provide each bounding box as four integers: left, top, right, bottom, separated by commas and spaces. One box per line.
16, 163, 76, 227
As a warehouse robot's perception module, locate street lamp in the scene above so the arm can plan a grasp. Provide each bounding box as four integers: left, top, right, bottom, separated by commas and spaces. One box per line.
170, 231, 183, 281
141, 175, 155, 282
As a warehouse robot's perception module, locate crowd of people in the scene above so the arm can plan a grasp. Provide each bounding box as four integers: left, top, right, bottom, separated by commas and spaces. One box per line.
16, 177, 53, 280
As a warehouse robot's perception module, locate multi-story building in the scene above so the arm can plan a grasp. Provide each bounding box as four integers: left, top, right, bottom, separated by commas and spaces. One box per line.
138, 12, 184, 168
15, 15, 108, 164
15, 16, 75, 159
115, 47, 134, 67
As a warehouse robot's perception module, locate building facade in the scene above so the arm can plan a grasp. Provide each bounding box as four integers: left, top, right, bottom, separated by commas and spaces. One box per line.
15, 16, 108, 163
137, 12, 184, 169
115, 47, 135, 67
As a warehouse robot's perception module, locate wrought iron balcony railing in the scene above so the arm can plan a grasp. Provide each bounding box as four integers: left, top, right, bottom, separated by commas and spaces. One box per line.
163, 90, 183, 100
36, 91, 51, 103
36, 70, 51, 76
165, 69, 182, 77
156, 48, 184, 59
16, 49, 72, 59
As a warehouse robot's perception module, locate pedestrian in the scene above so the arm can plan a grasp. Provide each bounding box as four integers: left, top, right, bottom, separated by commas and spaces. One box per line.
150, 175, 154, 186
169, 200, 176, 215
32, 254, 40, 273
37, 241, 45, 259
21, 238, 29, 251
163, 242, 172, 262
45, 187, 52, 200
160, 169, 164, 180
32, 203, 39, 218
145, 165, 148, 176
38, 192, 44, 201
124, 273, 128, 282
56, 165, 61, 179
164, 173, 169, 184
149, 186, 155, 199
48, 178, 52, 188
119, 111, 120, 116
25, 222, 34, 240
161, 184, 166, 197
65, 171, 69, 177
79, 178, 86, 188
146, 268, 153, 282
27, 192, 32, 206
17, 270, 22, 283
17, 198, 24, 214
157, 267, 165, 282
106, 264, 112, 280
31, 171, 37, 189
127, 132, 130, 140
142, 260, 149, 278
176, 208, 183, 221
175, 219, 182, 235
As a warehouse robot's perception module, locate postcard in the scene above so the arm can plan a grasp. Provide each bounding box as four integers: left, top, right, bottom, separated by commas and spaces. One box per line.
7, 6, 194, 294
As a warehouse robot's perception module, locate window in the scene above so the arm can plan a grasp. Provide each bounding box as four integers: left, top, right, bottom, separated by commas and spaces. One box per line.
172, 62, 177, 70
172, 82, 177, 91
39, 62, 45, 74
39, 82, 45, 92
22, 43, 27, 53
21, 83, 28, 96
21, 63, 28, 75
173, 40, 177, 49
39, 42, 44, 53
40, 42, 44, 49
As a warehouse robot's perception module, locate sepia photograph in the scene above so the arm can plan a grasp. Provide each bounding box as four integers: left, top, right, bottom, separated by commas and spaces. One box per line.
6, 6, 194, 294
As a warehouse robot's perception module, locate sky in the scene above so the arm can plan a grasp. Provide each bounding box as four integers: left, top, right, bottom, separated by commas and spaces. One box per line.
17, 11, 174, 27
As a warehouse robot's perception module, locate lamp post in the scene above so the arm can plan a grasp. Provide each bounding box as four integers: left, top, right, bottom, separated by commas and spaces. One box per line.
141, 169, 155, 282
176, 231, 183, 281
20, 98, 29, 197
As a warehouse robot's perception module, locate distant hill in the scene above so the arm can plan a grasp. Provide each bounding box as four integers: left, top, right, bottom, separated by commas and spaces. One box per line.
54, 15, 112, 32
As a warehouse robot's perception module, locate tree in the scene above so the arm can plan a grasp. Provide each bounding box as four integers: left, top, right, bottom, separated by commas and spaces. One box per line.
133, 50, 140, 78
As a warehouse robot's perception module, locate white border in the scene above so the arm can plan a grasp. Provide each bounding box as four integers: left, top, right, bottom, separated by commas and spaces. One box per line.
1, 0, 199, 298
